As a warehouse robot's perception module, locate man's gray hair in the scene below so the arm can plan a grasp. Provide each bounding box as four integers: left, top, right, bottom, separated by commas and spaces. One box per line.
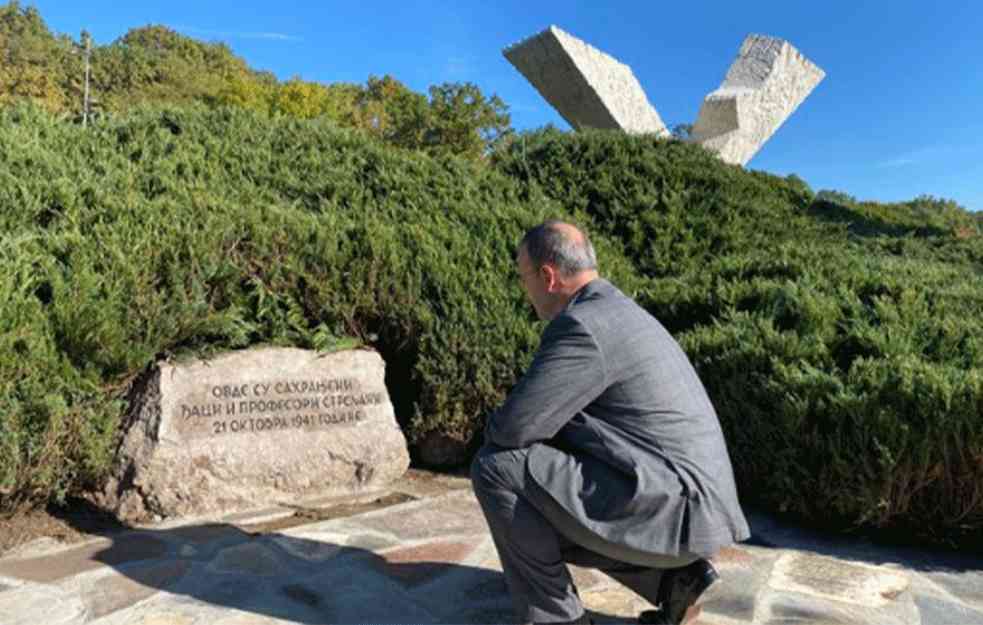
519, 220, 598, 276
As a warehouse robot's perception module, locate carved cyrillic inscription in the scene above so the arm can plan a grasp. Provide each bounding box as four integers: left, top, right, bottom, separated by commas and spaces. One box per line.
176, 377, 386, 438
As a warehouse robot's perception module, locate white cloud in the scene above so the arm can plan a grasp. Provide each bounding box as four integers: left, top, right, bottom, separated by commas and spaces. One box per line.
177, 26, 302, 42
876, 156, 917, 168
875, 145, 949, 169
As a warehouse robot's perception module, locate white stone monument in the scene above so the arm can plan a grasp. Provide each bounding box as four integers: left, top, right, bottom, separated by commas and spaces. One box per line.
503, 27, 825, 166
503, 26, 669, 136
691, 34, 826, 165
98, 347, 410, 522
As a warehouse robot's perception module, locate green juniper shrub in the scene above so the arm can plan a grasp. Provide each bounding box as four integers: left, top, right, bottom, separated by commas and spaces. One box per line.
494, 128, 983, 548
1, 107, 981, 551
0, 104, 645, 510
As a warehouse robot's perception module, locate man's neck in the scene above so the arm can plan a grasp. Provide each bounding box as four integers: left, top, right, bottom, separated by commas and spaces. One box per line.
549, 271, 599, 318
566, 271, 598, 295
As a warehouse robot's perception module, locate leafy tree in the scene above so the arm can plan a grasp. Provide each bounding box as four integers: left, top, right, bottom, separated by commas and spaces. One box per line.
269, 77, 363, 122
0, 3, 516, 160
215, 71, 276, 113
351, 74, 429, 146
0, 2, 73, 111
92, 25, 254, 110
424, 82, 511, 160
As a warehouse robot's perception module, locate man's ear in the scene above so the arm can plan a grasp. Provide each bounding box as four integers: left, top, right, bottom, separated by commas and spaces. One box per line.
541, 264, 559, 292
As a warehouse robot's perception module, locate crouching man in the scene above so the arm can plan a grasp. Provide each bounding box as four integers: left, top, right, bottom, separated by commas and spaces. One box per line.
472, 220, 750, 625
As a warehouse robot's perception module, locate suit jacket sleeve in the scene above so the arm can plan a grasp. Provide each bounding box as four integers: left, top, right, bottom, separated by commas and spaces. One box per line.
485, 313, 608, 449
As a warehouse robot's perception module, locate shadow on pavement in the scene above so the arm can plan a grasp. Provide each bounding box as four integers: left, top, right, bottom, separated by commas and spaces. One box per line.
744, 506, 983, 575
42, 504, 631, 624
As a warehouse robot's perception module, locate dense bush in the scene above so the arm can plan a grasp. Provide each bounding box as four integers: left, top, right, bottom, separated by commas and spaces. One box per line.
0, 104, 648, 511
494, 129, 983, 547
2, 107, 981, 550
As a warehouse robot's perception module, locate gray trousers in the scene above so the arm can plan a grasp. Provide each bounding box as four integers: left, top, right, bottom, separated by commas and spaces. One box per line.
471, 443, 698, 624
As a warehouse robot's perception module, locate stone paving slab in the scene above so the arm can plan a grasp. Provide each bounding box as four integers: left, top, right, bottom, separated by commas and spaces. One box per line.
0, 532, 169, 583
768, 551, 910, 608
69, 560, 192, 620
2, 479, 982, 624
0, 583, 87, 625
321, 489, 488, 541
702, 545, 779, 623
913, 595, 983, 625
916, 567, 983, 612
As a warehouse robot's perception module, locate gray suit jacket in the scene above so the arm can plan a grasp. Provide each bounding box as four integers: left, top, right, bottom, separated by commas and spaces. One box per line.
485, 278, 750, 559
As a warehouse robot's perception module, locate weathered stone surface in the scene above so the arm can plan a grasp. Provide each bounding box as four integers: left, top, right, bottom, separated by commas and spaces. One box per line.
207, 543, 283, 576
331, 490, 487, 541
765, 593, 854, 625
124, 614, 195, 625
6, 467, 975, 625
375, 539, 479, 588
914, 594, 983, 625
765, 588, 915, 625
568, 564, 612, 595
691, 35, 825, 165
0, 533, 168, 583
503, 25, 668, 135
503, 28, 823, 167
768, 552, 910, 608
169, 523, 248, 546
210, 615, 303, 625
303, 564, 438, 623
0, 537, 70, 560
0, 584, 86, 625
270, 531, 349, 562
280, 583, 321, 608
98, 347, 410, 522
346, 532, 399, 552
921, 568, 983, 608
271, 527, 397, 562
80, 560, 190, 619
701, 545, 777, 622
193, 576, 265, 609
580, 586, 650, 621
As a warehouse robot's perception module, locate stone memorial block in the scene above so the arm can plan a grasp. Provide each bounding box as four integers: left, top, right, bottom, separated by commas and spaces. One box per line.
98, 347, 410, 522
503, 26, 669, 135
503, 27, 824, 166
691, 34, 825, 165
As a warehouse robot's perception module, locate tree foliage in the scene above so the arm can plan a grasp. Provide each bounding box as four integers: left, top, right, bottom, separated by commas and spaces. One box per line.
0, 2, 77, 112
0, 2, 512, 160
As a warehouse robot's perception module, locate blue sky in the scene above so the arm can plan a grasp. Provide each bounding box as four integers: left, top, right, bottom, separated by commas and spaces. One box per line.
33, 0, 983, 211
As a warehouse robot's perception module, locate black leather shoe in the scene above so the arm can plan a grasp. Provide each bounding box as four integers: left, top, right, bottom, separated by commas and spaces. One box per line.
637, 559, 719, 625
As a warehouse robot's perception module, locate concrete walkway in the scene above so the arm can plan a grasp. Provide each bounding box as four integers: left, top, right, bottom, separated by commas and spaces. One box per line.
0, 472, 981, 624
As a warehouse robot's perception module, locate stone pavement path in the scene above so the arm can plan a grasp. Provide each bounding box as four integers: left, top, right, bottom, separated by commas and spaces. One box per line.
1, 473, 981, 625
